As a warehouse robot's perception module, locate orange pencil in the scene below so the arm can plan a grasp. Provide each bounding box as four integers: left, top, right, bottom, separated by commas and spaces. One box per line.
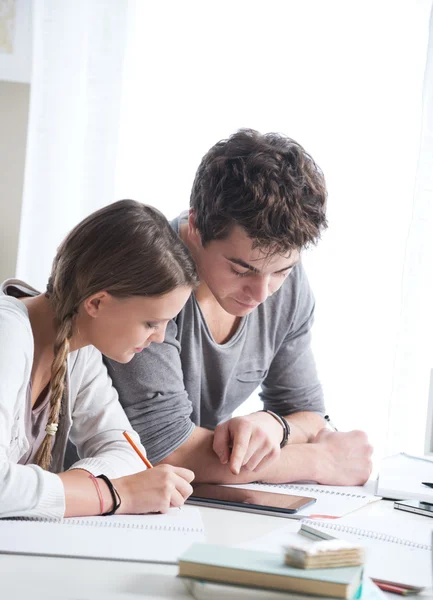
123, 431, 153, 469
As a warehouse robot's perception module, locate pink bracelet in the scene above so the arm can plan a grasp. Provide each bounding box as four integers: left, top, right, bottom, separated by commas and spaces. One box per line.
88, 472, 104, 515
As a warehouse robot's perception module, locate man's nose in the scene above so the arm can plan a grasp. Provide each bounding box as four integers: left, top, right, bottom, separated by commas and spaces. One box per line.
247, 275, 270, 304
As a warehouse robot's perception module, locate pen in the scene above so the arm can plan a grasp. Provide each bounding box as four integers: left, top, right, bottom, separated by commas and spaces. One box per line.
123, 431, 153, 469
421, 482, 433, 489
324, 415, 338, 432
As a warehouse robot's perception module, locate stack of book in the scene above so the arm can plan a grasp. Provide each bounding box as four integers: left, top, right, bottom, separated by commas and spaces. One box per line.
178, 542, 383, 600
284, 537, 365, 569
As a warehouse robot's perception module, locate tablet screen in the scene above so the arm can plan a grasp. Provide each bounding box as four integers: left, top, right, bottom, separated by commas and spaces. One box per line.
188, 483, 316, 514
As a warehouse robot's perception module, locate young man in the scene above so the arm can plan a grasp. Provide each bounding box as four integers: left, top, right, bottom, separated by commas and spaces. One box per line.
106, 129, 373, 485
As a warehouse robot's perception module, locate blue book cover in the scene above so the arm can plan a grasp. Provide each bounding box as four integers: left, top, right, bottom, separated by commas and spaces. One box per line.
178, 544, 363, 598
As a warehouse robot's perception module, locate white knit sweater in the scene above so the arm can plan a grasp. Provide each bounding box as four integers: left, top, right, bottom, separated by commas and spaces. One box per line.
0, 279, 147, 519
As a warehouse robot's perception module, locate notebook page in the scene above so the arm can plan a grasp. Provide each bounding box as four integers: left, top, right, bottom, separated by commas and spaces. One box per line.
227, 480, 379, 517
300, 515, 432, 588
377, 453, 433, 502
315, 514, 432, 547
0, 506, 205, 565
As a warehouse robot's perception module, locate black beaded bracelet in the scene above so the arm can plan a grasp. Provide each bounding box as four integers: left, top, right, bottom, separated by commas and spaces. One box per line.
261, 409, 291, 448
97, 474, 122, 516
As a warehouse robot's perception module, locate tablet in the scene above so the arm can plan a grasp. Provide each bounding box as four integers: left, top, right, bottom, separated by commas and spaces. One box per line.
186, 483, 316, 518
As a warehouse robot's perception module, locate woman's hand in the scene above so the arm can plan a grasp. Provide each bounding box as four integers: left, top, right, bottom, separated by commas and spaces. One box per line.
113, 464, 195, 514
60, 464, 194, 517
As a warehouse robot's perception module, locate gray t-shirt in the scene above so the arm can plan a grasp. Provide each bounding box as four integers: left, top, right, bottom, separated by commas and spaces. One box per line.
104, 212, 325, 464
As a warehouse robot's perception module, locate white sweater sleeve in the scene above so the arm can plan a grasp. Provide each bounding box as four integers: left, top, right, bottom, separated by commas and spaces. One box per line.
67, 346, 147, 478
0, 302, 65, 519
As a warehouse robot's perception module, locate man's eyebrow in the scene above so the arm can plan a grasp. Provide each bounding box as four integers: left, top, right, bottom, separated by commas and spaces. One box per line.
228, 257, 299, 274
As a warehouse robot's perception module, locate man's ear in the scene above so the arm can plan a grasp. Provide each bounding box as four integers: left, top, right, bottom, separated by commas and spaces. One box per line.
188, 210, 202, 247
82, 291, 110, 318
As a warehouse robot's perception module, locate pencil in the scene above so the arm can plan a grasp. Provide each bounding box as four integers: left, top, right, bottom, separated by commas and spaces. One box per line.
373, 580, 420, 595
123, 431, 153, 469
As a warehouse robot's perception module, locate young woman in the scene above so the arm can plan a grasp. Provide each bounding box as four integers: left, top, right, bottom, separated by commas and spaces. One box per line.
0, 199, 198, 519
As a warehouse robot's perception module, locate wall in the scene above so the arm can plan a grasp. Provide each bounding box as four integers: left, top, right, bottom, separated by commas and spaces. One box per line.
0, 81, 30, 282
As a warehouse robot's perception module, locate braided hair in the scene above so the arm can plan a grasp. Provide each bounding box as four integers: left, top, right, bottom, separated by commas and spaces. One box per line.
35, 200, 198, 470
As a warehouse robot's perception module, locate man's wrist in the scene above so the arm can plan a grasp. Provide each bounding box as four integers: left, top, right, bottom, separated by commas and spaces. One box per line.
261, 409, 291, 448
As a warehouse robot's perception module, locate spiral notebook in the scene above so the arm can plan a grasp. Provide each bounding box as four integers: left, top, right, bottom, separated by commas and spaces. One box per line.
299, 515, 432, 588
0, 506, 205, 565
229, 481, 379, 517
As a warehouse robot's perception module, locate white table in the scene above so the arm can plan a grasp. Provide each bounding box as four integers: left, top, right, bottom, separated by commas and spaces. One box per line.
1, 499, 432, 600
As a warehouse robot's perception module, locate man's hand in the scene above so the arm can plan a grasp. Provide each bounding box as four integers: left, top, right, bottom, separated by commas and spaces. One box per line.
212, 412, 283, 475
312, 428, 373, 486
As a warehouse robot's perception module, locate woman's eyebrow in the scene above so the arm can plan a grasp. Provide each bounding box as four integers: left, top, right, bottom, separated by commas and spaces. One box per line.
145, 318, 170, 325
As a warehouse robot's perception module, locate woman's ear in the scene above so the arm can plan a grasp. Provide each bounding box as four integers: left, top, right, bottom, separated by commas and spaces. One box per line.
82, 291, 110, 318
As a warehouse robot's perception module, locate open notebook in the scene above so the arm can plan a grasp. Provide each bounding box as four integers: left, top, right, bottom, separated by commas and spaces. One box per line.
0, 506, 205, 565
230, 480, 379, 517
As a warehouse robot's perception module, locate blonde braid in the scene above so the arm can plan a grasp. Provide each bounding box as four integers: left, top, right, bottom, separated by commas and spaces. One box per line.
34, 314, 74, 471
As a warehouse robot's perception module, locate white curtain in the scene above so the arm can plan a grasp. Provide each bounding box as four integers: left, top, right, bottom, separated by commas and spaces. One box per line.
386, 5, 433, 455
19, 0, 433, 462
16, 0, 129, 290
115, 0, 433, 461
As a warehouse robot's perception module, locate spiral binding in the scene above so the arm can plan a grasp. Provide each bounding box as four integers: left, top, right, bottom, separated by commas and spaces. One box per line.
253, 482, 368, 499
10, 517, 202, 533
303, 519, 431, 550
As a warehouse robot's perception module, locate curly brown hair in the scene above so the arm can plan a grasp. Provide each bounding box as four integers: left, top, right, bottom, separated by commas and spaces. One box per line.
190, 129, 328, 254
